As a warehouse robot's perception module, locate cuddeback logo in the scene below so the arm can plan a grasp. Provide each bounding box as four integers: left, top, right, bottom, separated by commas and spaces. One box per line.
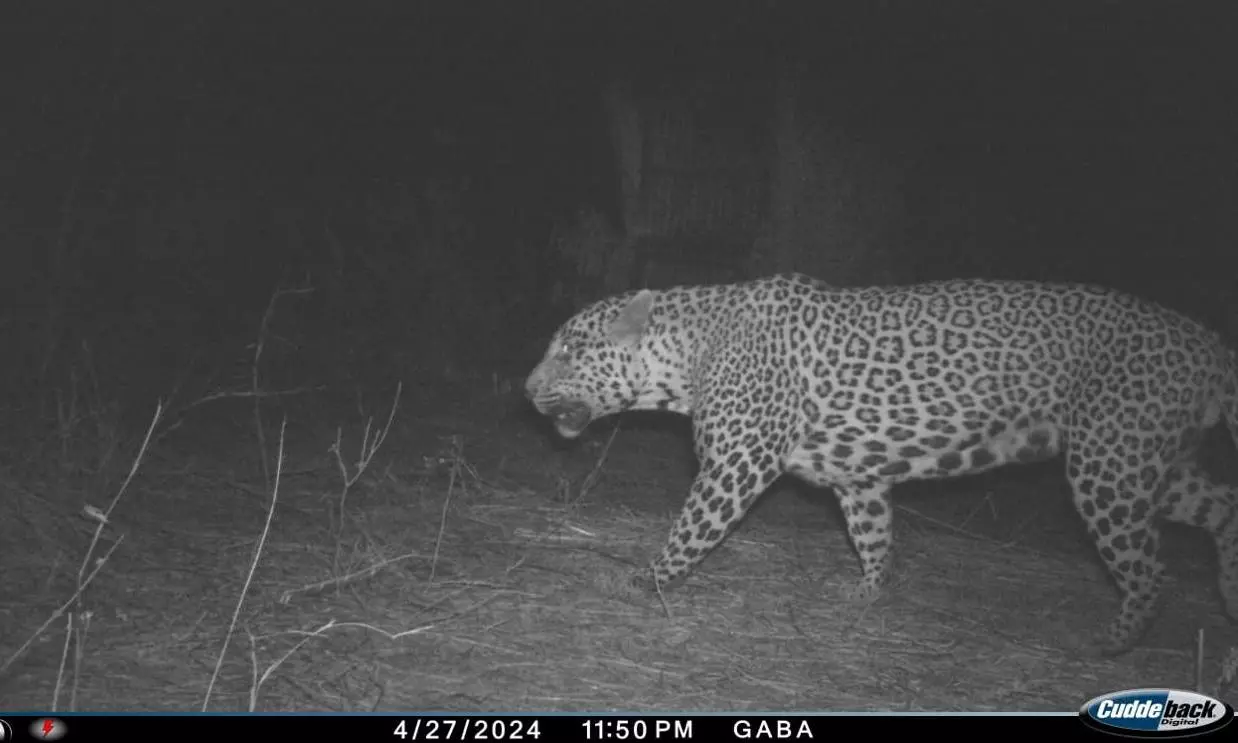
1080, 688, 1234, 738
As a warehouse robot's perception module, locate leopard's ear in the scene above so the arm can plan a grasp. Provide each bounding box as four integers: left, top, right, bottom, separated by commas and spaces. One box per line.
608, 290, 654, 347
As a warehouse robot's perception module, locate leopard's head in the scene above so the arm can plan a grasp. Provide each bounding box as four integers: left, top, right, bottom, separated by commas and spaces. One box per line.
525, 289, 654, 439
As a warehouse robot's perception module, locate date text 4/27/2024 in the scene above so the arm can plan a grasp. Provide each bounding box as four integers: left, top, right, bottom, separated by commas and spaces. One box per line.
391, 717, 817, 740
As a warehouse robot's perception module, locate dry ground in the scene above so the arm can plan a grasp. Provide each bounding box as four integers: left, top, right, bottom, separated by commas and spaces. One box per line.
2, 381, 1237, 713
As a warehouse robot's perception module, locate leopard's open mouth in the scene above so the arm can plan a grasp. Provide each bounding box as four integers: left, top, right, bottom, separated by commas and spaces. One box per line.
529, 391, 593, 439
552, 405, 592, 439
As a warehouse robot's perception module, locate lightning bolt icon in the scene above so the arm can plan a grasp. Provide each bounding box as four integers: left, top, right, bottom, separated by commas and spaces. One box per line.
41, 720, 54, 738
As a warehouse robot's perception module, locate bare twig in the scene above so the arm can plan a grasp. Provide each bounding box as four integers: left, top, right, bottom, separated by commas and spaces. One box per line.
252, 293, 276, 487
246, 619, 433, 711
149, 384, 325, 452
250, 282, 315, 489
202, 417, 288, 712
185, 385, 325, 409
77, 402, 163, 586
429, 436, 464, 585
2, 402, 159, 677
281, 551, 429, 604
0, 537, 124, 675
70, 611, 90, 712
573, 421, 621, 504
51, 612, 73, 712
329, 382, 403, 576
246, 627, 260, 709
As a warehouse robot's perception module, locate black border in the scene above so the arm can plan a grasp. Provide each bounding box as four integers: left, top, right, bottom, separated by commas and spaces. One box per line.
0, 712, 1234, 742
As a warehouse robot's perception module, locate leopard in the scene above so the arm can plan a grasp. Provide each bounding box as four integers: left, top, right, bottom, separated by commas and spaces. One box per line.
524, 272, 1238, 656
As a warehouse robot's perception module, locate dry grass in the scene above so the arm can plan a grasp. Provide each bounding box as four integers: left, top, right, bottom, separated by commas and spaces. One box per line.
2, 389, 1237, 713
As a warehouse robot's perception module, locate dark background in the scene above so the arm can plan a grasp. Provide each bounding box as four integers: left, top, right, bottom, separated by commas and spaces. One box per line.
3, 0, 1237, 408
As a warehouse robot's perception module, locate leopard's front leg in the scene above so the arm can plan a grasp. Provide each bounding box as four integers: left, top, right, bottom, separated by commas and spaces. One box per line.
640, 436, 785, 592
